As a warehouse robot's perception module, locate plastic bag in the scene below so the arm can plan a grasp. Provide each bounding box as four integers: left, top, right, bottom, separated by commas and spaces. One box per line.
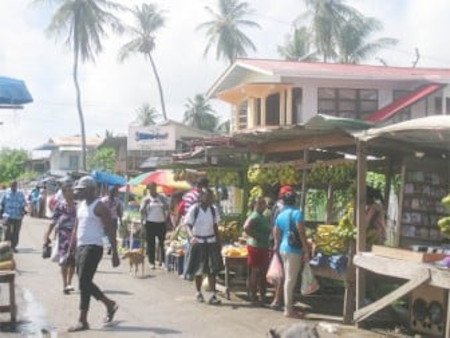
266, 253, 284, 286
301, 263, 320, 295
50, 236, 59, 263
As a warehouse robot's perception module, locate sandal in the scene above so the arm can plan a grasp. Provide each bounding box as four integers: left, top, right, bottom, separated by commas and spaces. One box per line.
68, 322, 89, 332
196, 293, 205, 303
104, 303, 118, 323
208, 295, 221, 305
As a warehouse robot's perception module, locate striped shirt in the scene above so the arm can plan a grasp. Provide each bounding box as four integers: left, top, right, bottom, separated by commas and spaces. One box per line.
181, 188, 200, 216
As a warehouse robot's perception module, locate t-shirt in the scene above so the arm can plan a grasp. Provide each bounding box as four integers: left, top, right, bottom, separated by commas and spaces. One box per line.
275, 206, 303, 255
185, 203, 220, 243
246, 211, 271, 249
1, 189, 26, 220
181, 188, 200, 215
141, 194, 167, 223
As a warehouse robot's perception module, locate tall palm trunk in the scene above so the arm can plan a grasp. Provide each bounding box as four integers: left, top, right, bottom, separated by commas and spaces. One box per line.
73, 44, 87, 171
146, 53, 167, 120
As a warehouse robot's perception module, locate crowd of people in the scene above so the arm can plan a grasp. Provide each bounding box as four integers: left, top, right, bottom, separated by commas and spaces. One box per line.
0, 174, 387, 330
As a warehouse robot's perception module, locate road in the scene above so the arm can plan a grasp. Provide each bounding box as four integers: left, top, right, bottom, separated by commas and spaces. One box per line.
0, 216, 387, 337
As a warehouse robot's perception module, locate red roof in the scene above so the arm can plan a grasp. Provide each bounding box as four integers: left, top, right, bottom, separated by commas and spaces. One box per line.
236, 58, 450, 81
366, 83, 445, 122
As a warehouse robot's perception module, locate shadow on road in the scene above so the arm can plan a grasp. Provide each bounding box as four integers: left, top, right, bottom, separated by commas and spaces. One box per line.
100, 321, 181, 335
102, 290, 133, 296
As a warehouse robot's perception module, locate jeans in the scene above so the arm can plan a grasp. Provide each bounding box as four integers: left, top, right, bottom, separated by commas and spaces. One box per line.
4, 218, 22, 249
281, 252, 303, 314
75, 245, 104, 311
145, 221, 166, 265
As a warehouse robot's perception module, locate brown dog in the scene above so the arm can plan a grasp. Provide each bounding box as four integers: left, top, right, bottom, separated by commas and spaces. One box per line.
122, 248, 145, 277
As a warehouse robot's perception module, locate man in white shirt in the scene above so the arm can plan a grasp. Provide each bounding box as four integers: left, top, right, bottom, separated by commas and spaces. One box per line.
140, 182, 168, 269
185, 188, 223, 305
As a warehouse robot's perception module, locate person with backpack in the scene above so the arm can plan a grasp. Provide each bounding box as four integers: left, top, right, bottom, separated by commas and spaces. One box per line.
140, 182, 169, 269
274, 191, 309, 318
185, 188, 223, 305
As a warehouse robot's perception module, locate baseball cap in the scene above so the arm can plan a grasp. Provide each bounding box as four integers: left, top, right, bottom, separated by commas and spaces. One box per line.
74, 176, 97, 190
278, 185, 294, 198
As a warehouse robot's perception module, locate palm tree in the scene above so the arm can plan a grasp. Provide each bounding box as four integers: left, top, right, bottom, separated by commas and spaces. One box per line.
37, 0, 124, 170
278, 26, 318, 61
303, 0, 360, 62
118, 3, 167, 120
216, 119, 231, 134
135, 103, 160, 126
183, 94, 218, 132
198, 0, 260, 64
336, 16, 397, 64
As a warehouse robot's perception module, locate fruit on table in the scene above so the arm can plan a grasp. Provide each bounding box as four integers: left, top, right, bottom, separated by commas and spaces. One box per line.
442, 194, 450, 210
438, 216, 450, 236
314, 224, 346, 255
222, 246, 248, 257
218, 220, 241, 243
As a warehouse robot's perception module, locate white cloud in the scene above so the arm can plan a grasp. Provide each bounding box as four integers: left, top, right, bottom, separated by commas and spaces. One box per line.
1, 0, 450, 150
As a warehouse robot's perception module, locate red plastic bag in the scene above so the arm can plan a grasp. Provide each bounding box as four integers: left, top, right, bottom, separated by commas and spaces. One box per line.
266, 253, 284, 286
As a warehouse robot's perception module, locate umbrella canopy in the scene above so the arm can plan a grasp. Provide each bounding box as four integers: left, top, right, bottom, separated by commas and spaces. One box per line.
0, 76, 33, 106
128, 170, 191, 192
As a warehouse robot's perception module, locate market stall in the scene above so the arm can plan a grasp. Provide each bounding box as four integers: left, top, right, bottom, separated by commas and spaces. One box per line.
352, 116, 450, 337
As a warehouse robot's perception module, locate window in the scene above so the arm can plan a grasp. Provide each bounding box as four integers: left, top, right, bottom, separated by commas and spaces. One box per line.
390, 90, 412, 123
237, 101, 248, 130
266, 93, 280, 125
318, 88, 378, 120
69, 155, 79, 170
292, 88, 302, 124
434, 97, 450, 115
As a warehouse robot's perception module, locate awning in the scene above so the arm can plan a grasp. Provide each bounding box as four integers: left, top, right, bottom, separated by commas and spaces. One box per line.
0, 76, 33, 107
366, 83, 445, 122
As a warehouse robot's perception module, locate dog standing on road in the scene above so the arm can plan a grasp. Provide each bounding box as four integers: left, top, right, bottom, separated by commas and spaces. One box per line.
122, 248, 145, 277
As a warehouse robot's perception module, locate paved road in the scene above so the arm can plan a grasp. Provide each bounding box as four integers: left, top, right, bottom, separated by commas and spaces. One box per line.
0, 216, 387, 337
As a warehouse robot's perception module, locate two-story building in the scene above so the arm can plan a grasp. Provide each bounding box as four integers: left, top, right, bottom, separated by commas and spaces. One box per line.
34, 136, 103, 176
207, 59, 450, 132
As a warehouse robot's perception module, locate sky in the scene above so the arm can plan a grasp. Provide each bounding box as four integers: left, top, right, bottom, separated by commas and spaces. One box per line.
1, 0, 450, 151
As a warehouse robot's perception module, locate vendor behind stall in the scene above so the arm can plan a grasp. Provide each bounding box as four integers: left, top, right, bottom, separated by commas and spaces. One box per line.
366, 186, 386, 247
244, 197, 271, 304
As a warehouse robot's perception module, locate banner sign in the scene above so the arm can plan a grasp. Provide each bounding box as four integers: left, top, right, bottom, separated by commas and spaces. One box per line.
128, 125, 176, 151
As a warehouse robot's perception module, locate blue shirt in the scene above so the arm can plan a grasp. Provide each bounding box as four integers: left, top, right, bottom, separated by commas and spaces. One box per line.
1, 189, 26, 220
275, 206, 303, 255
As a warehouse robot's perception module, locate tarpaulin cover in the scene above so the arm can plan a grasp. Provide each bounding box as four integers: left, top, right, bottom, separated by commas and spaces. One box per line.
0, 76, 33, 105
91, 170, 126, 186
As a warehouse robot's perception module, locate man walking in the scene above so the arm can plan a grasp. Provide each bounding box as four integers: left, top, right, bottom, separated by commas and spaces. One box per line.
1, 181, 26, 252
68, 176, 120, 332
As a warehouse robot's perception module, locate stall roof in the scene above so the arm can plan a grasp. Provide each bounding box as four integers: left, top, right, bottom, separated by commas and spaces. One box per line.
357, 115, 450, 153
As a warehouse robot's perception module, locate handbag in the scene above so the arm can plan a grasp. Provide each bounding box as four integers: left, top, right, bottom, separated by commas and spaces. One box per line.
287, 210, 301, 248
42, 243, 52, 259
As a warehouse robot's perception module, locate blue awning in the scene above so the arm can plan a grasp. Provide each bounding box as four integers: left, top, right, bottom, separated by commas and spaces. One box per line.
91, 170, 126, 186
0, 76, 33, 106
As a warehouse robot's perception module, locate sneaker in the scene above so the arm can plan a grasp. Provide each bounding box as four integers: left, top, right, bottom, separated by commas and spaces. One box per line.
196, 293, 205, 303
208, 295, 221, 305
66, 285, 75, 292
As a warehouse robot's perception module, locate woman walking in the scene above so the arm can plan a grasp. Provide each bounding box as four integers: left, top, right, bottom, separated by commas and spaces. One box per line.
44, 180, 76, 294
244, 197, 271, 304
140, 183, 168, 269
273, 191, 309, 318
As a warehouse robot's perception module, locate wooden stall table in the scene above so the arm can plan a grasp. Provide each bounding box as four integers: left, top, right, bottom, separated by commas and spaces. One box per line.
220, 255, 249, 300
0, 271, 16, 323
354, 251, 450, 337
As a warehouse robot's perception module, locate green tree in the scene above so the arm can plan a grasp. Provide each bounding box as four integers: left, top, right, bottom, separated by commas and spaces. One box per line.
336, 16, 397, 64
183, 94, 218, 132
0, 148, 29, 183
118, 3, 167, 120
303, 0, 360, 62
198, 0, 260, 64
135, 103, 160, 126
88, 147, 116, 172
216, 119, 231, 134
37, 0, 124, 171
278, 26, 318, 61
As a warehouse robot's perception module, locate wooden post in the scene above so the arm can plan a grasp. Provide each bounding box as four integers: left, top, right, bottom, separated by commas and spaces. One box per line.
356, 140, 368, 327
325, 184, 334, 224
261, 97, 267, 127
286, 88, 293, 125
247, 98, 255, 129
383, 159, 393, 212
300, 149, 309, 213
279, 90, 286, 126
